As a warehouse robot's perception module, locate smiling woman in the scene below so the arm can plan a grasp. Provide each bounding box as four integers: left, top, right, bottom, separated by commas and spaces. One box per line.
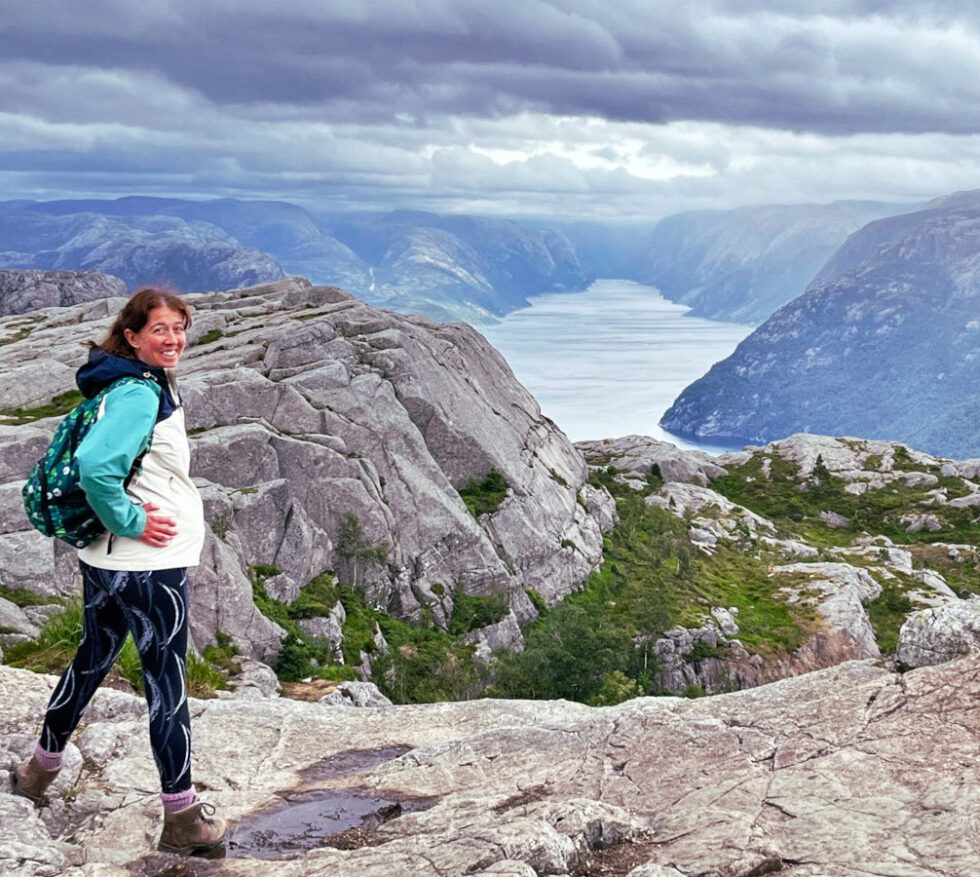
12, 286, 226, 857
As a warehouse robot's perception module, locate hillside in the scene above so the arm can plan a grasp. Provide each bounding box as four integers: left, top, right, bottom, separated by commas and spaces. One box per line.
661, 191, 980, 458
0, 276, 615, 701
643, 201, 906, 323
0, 211, 285, 292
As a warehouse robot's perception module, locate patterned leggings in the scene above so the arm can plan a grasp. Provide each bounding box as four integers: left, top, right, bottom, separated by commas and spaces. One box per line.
41, 561, 192, 793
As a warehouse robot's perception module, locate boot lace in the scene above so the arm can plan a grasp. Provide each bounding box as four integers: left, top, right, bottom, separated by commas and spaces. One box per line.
198, 801, 218, 825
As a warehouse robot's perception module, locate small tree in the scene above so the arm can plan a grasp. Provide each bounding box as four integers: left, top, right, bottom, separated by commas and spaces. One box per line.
336, 512, 388, 589
809, 454, 833, 495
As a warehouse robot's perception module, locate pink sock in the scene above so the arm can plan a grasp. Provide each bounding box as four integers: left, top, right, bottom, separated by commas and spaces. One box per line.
33, 744, 63, 772
160, 785, 197, 813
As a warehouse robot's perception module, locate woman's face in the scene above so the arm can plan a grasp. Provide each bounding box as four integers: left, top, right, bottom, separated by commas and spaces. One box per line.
124, 305, 187, 368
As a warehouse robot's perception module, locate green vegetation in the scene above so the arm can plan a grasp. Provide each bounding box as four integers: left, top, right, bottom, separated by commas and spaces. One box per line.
0, 316, 42, 347
247, 565, 487, 701
711, 452, 978, 547
210, 514, 229, 541
459, 468, 509, 518
866, 582, 914, 654
197, 329, 224, 345
0, 585, 63, 608
3, 600, 235, 697
336, 512, 388, 587
486, 470, 817, 704
448, 591, 510, 635
0, 389, 83, 424
710, 449, 980, 654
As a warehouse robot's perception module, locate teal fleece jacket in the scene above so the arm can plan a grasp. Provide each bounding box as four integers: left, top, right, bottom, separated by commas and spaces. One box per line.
75, 381, 161, 538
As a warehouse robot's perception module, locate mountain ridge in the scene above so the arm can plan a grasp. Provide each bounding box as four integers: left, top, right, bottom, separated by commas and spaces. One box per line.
661, 190, 980, 458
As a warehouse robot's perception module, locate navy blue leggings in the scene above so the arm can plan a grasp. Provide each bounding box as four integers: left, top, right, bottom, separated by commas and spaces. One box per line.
41, 561, 192, 793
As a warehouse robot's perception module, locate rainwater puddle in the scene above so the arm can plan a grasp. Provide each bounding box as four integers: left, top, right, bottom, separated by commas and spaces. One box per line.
227, 745, 437, 860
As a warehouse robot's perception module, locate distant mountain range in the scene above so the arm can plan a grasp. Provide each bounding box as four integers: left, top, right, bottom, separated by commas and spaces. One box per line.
640, 201, 909, 324
661, 190, 980, 458
0, 198, 590, 323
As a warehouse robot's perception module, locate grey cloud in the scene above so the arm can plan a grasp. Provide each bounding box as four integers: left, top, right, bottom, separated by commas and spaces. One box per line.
3, 1, 980, 134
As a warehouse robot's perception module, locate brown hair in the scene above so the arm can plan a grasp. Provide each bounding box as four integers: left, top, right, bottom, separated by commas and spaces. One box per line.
94, 287, 193, 359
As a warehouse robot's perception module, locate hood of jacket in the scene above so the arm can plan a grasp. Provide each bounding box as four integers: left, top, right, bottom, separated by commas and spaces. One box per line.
75, 347, 178, 420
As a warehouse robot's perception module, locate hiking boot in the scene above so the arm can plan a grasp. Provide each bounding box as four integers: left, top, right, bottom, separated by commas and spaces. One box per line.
10, 756, 60, 806
157, 800, 227, 856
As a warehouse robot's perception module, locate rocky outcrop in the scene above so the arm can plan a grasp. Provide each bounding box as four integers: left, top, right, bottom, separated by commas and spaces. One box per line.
575, 435, 726, 487
662, 190, 980, 458
580, 432, 975, 695
0, 277, 615, 661
643, 200, 904, 323
6, 655, 980, 875
0, 270, 126, 316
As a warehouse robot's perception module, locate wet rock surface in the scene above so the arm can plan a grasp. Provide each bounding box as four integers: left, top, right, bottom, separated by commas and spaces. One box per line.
5, 657, 980, 876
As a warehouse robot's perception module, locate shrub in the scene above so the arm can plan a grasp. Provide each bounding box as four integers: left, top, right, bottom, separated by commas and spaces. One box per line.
448, 591, 510, 635
459, 468, 510, 518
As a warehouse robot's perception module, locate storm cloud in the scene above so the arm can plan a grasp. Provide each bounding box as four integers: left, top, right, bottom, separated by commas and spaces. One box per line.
2, 1, 979, 217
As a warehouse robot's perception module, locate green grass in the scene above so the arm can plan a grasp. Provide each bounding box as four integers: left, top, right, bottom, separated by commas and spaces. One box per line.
2, 601, 145, 691
0, 389, 83, 424
711, 452, 979, 547
866, 582, 915, 654
3, 600, 233, 697
0, 585, 63, 608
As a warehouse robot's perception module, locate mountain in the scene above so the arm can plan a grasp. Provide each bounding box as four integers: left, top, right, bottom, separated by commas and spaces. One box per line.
0, 211, 284, 292
4, 264, 980, 705
321, 210, 592, 322
661, 191, 980, 458
643, 201, 908, 323
1, 199, 591, 323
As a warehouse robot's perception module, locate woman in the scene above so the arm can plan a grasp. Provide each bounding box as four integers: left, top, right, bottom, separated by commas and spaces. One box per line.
11, 288, 226, 856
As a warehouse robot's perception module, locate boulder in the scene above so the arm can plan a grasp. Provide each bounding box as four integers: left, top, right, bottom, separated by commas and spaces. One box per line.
897, 598, 980, 669
576, 435, 728, 486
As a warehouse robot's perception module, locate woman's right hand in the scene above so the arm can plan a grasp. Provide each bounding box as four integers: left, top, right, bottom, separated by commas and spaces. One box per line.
139, 502, 178, 547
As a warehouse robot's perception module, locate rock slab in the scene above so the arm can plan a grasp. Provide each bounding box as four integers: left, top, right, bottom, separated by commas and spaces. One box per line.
5, 657, 980, 876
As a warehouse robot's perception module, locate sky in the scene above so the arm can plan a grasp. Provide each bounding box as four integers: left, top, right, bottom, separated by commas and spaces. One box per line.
3, 0, 980, 220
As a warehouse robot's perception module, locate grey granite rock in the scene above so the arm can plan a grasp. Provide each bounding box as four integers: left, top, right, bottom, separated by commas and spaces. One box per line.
7, 656, 980, 875
576, 434, 728, 486
319, 680, 393, 708
897, 598, 980, 668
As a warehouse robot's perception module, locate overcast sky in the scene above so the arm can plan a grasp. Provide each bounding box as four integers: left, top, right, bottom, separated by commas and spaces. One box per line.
3, 0, 979, 220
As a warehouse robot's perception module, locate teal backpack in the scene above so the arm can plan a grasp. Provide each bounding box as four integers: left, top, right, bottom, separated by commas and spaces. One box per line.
22, 377, 155, 548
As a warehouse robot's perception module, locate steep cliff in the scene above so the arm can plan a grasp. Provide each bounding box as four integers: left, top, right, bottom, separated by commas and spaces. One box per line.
0, 278, 614, 667
661, 191, 980, 458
